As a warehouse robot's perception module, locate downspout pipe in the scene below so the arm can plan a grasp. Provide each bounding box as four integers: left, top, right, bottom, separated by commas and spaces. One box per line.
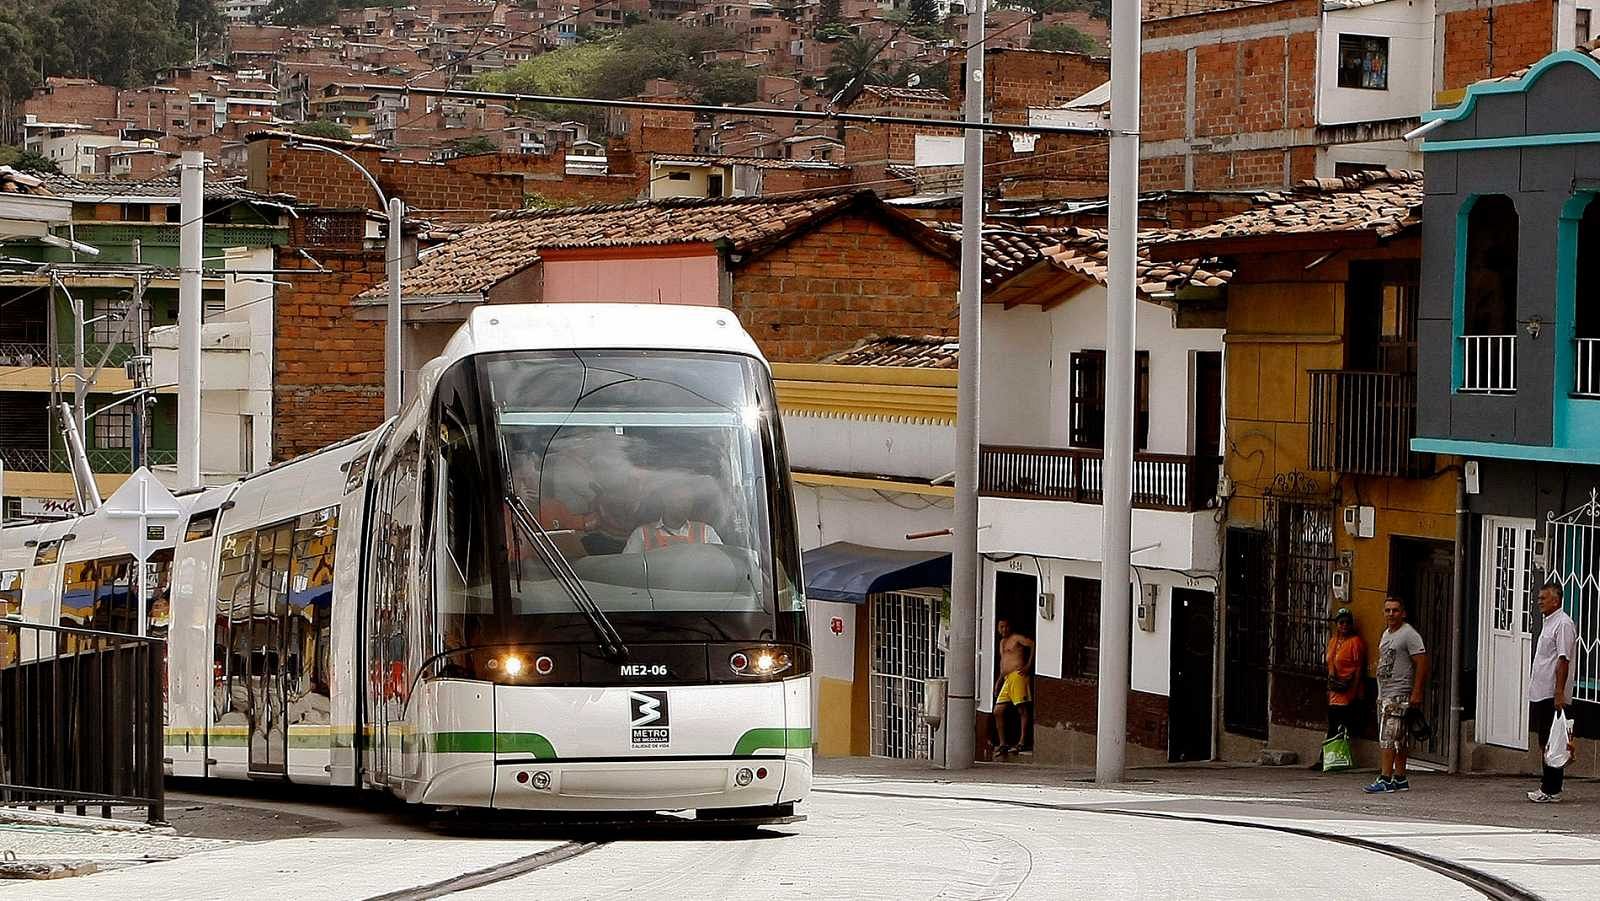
1447, 468, 1469, 773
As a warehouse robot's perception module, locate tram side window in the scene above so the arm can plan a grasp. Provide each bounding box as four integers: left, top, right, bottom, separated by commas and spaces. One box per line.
436, 396, 490, 662
59, 560, 97, 652
146, 549, 174, 640
93, 556, 137, 635
385, 438, 420, 700
214, 530, 255, 726
0, 569, 21, 618
289, 506, 337, 724
185, 510, 218, 542
34, 539, 60, 566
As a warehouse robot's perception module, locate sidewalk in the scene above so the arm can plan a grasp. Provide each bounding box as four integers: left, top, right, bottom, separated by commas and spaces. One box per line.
815, 756, 1600, 835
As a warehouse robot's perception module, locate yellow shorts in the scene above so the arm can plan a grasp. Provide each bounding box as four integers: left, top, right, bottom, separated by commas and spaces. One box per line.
996, 671, 1031, 705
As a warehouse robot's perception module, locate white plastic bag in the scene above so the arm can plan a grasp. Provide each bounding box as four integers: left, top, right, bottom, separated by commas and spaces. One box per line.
1545, 710, 1572, 769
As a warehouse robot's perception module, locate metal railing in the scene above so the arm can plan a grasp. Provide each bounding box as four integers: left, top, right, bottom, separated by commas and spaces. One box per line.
1576, 338, 1600, 398
0, 341, 138, 368
0, 620, 165, 824
0, 447, 179, 474
979, 444, 1221, 512
1460, 334, 1517, 394
1308, 370, 1432, 478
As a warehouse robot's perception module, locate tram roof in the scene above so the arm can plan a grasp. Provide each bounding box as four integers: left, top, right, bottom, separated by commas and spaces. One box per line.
439, 304, 765, 369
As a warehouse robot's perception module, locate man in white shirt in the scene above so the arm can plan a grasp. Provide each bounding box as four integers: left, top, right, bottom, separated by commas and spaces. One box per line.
624, 482, 722, 554
1528, 580, 1579, 803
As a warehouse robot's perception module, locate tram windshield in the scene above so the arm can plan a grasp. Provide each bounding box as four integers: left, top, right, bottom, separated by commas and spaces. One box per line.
432, 348, 804, 651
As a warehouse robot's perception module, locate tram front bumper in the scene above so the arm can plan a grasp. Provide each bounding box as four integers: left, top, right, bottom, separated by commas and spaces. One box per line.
482, 754, 808, 812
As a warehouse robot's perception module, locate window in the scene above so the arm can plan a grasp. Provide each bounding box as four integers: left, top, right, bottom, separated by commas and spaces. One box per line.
707, 172, 725, 197
1337, 34, 1389, 90
1061, 576, 1100, 679
93, 405, 133, 450
1579, 8, 1593, 46
1068, 350, 1150, 451
0, 569, 22, 617
184, 509, 219, 542
89, 296, 129, 345
1460, 195, 1519, 393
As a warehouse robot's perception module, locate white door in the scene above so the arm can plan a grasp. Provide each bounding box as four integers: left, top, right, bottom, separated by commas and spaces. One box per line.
1476, 517, 1535, 750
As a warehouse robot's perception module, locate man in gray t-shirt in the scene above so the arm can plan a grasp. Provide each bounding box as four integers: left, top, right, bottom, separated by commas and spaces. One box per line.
1364, 597, 1429, 793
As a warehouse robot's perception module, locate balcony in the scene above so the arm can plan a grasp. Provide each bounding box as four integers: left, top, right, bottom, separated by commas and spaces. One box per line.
1308, 370, 1432, 478
0, 341, 136, 368
0, 447, 178, 474
1461, 334, 1516, 394
1576, 338, 1600, 398
978, 445, 1220, 512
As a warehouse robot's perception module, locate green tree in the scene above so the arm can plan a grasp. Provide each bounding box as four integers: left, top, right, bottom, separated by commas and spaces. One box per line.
178, 0, 227, 60
0, 145, 61, 173
1028, 24, 1098, 54
264, 0, 337, 25
823, 36, 891, 97
686, 64, 757, 106
290, 118, 353, 141
907, 0, 941, 27
446, 135, 497, 156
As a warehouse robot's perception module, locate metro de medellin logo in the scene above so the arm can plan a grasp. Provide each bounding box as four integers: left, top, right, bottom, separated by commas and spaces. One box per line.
629, 690, 670, 747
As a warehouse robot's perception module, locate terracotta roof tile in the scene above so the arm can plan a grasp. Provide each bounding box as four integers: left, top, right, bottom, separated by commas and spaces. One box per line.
819, 334, 959, 368
0, 167, 49, 195
855, 85, 952, 104
363, 189, 890, 301
930, 223, 1068, 286
1162, 169, 1422, 246
1041, 228, 1232, 298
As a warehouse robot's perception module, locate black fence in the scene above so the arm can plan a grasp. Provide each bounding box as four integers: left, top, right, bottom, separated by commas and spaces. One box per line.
0, 620, 165, 824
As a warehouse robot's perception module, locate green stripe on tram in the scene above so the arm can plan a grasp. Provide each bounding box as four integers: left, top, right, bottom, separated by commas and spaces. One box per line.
732, 728, 811, 756
428, 731, 558, 759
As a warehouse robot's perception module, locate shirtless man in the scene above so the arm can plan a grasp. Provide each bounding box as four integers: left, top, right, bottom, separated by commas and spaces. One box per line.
993, 618, 1035, 759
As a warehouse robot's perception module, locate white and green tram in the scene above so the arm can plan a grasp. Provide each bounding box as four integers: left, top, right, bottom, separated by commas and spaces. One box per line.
0, 304, 812, 820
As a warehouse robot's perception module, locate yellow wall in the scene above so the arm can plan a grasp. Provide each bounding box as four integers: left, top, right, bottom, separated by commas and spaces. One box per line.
815, 677, 855, 757
1223, 246, 1458, 668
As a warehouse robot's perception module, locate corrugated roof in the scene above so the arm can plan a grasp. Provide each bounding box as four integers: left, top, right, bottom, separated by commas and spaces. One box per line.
819, 334, 959, 368
651, 154, 848, 171
39, 174, 276, 202
362, 189, 948, 302
1159, 169, 1422, 249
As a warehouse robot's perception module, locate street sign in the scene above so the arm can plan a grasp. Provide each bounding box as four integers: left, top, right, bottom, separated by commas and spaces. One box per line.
100, 469, 184, 638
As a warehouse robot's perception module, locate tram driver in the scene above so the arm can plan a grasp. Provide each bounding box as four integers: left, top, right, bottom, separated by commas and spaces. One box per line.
624, 480, 722, 554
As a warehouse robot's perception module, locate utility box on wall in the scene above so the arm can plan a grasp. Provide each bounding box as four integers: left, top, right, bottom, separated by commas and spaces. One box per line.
1343, 505, 1375, 539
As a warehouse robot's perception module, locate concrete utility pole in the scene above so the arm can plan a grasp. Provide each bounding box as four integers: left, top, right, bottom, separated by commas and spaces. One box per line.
1096, 0, 1142, 784
130, 240, 149, 471
178, 150, 204, 491
386, 196, 405, 417
941, 0, 988, 772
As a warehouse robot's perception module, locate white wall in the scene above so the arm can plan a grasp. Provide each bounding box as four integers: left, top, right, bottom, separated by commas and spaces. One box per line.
783, 412, 953, 482
1319, 0, 1434, 126
976, 554, 1218, 711
1317, 139, 1422, 177
982, 285, 1223, 456
978, 495, 1221, 573
978, 304, 1053, 447
794, 483, 953, 554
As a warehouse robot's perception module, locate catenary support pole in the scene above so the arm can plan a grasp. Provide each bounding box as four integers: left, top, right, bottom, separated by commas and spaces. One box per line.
1096, 0, 1142, 785
178, 150, 203, 491
386, 197, 405, 417
131, 240, 147, 471
1447, 471, 1468, 772
941, 0, 987, 772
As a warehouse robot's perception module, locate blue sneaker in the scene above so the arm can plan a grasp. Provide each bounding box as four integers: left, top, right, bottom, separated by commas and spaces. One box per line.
1362, 777, 1393, 794
1390, 776, 1410, 792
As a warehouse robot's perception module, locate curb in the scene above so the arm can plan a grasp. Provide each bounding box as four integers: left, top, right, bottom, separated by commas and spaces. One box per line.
0, 807, 175, 835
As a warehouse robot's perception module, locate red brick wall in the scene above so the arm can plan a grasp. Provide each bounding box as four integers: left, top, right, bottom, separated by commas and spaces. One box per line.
1031, 676, 1171, 754
955, 48, 1111, 126
1144, 0, 1318, 39
1440, 0, 1556, 92
272, 218, 388, 462
761, 168, 853, 195
253, 138, 523, 218
451, 151, 643, 205
730, 215, 958, 362
21, 79, 118, 126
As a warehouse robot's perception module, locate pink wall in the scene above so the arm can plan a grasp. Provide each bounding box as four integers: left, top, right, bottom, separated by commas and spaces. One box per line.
541, 254, 721, 305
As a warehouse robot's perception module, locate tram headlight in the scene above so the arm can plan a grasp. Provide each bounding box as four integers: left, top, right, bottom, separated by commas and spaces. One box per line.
501, 655, 524, 677
730, 646, 792, 677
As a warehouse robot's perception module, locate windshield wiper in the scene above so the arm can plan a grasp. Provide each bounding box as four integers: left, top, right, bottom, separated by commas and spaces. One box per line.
503, 488, 630, 663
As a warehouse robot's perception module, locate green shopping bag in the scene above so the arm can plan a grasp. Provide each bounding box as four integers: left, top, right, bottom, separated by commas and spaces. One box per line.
1322, 729, 1353, 772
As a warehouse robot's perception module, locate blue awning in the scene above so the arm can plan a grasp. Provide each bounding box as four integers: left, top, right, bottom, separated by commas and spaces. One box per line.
802, 541, 951, 604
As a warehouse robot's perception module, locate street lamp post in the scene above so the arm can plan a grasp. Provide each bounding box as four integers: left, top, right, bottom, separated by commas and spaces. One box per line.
288, 141, 406, 418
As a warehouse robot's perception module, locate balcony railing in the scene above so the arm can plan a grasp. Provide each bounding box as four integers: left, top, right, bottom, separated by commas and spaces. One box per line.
979, 445, 1220, 512
0, 447, 178, 474
1308, 370, 1432, 478
0, 341, 136, 367
1576, 338, 1600, 398
1461, 334, 1516, 394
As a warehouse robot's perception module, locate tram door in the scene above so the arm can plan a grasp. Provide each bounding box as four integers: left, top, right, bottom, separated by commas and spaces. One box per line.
248, 523, 293, 776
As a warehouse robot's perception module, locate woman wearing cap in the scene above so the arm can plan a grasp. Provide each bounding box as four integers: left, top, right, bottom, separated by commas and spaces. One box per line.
1325, 607, 1367, 748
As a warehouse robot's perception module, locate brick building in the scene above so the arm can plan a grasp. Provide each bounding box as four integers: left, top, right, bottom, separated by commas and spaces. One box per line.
1136, 0, 1594, 191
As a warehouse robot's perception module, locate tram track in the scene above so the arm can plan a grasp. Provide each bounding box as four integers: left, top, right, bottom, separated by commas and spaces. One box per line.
814, 787, 1542, 901
363, 840, 606, 901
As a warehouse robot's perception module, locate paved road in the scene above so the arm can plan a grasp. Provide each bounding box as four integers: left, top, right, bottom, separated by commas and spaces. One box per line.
4, 776, 1597, 899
